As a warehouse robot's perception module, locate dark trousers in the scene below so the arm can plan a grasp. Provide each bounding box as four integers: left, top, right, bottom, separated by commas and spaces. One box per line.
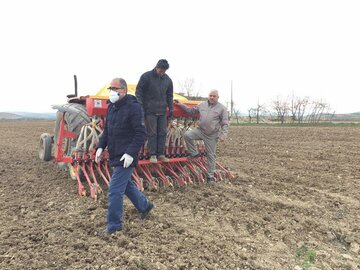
107, 166, 149, 232
145, 114, 167, 156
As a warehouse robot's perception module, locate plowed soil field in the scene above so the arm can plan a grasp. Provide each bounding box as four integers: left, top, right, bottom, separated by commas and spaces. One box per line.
0, 121, 359, 270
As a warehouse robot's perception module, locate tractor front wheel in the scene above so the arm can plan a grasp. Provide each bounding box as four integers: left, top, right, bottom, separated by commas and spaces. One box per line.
53, 103, 91, 180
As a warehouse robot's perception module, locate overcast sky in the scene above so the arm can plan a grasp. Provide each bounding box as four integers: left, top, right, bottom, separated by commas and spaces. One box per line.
1, 0, 359, 114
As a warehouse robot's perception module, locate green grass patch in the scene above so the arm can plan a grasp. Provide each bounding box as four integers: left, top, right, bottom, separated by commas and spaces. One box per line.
295, 244, 316, 270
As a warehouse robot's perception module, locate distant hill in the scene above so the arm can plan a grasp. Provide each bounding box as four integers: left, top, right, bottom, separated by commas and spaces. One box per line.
329, 112, 360, 121
350, 112, 360, 117
0, 112, 23, 120
0, 112, 56, 120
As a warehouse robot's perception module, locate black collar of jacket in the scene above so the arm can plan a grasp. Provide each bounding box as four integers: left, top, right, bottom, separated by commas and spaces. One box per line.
152, 68, 166, 79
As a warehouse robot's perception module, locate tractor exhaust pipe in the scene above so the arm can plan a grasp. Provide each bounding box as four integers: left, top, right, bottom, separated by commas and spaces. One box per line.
66, 75, 78, 99
74, 75, 78, 97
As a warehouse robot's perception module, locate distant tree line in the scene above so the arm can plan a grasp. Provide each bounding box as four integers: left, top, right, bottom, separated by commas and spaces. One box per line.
177, 78, 335, 125
232, 94, 334, 124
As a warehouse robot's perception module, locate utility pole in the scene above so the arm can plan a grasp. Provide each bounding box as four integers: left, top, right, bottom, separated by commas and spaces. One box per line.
230, 80, 233, 118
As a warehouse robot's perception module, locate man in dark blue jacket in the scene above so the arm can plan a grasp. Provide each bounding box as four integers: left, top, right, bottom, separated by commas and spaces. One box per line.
95, 77, 154, 235
136, 59, 173, 163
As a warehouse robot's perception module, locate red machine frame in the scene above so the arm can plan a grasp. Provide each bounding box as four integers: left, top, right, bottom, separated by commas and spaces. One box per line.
52, 96, 233, 199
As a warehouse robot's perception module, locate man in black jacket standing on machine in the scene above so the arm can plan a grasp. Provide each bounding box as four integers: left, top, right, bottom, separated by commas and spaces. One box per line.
136, 59, 173, 163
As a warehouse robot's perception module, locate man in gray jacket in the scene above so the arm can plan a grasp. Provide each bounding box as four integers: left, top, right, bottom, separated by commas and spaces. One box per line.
175, 89, 229, 184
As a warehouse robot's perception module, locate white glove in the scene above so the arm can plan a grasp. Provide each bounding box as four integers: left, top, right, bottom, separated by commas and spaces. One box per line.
120, 153, 134, 168
95, 148, 103, 163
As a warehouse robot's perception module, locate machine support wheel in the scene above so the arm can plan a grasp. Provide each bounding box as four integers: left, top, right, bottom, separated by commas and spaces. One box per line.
39, 133, 53, 161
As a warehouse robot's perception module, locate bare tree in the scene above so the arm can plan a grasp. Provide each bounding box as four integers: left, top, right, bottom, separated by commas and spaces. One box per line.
306, 100, 331, 123
247, 102, 267, 124
178, 77, 199, 97
322, 108, 335, 122
316, 101, 326, 122
233, 109, 241, 124
306, 102, 317, 123
248, 108, 256, 123
296, 96, 310, 123
255, 102, 266, 124
272, 96, 289, 124
290, 93, 301, 123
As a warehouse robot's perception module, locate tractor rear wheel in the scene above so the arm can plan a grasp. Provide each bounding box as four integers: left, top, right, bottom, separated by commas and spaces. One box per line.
53, 103, 91, 180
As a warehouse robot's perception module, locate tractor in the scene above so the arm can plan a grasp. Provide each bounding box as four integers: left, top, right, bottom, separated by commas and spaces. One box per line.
39, 75, 233, 199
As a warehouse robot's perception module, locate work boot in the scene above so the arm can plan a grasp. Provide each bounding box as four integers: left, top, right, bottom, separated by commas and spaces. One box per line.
207, 177, 215, 185
149, 155, 157, 163
141, 201, 154, 219
158, 155, 169, 162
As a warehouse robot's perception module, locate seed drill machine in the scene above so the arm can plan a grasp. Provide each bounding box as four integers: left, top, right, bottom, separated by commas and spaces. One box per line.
39, 76, 234, 199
